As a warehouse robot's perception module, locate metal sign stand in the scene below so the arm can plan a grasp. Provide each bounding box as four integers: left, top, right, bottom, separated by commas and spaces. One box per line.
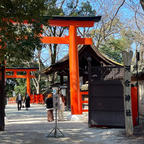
47, 93, 64, 138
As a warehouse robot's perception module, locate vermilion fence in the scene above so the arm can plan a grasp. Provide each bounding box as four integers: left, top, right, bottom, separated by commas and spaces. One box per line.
8, 97, 16, 104
80, 91, 88, 113
8, 94, 45, 104
30, 94, 45, 104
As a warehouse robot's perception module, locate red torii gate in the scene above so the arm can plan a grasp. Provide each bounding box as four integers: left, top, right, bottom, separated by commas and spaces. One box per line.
6, 68, 38, 97
41, 16, 101, 114
2, 16, 101, 114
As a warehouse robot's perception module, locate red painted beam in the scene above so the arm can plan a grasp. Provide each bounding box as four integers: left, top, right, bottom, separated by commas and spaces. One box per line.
49, 20, 94, 27
82, 109, 88, 112
6, 69, 37, 72
80, 91, 88, 95
2, 18, 36, 24
82, 101, 88, 103
6, 75, 35, 79
41, 36, 92, 45
41, 36, 69, 44
76, 36, 92, 45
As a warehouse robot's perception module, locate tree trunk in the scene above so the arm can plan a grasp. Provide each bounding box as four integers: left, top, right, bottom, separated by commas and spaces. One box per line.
0, 66, 5, 131
36, 84, 40, 94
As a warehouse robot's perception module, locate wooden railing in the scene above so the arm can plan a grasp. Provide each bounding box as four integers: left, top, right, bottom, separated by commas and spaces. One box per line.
8, 94, 45, 104
30, 94, 44, 104
80, 91, 88, 113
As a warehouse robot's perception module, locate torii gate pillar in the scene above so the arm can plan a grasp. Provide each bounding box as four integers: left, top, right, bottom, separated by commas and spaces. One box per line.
26, 71, 31, 97
69, 25, 81, 114
41, 16, 101, 114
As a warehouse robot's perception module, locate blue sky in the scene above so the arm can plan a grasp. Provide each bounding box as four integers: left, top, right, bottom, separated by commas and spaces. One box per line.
41, 0, 144, 66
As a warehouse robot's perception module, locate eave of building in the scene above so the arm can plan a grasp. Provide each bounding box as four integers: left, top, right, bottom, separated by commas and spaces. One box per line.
42, 45, 123, 75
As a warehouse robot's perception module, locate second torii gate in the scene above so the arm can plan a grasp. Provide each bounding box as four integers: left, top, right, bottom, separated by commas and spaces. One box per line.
6, 68, 38, 97
41, 16, 101, 114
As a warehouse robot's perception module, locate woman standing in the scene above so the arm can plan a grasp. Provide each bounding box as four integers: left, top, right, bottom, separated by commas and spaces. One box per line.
58, 93, 65, 121
45, 93, 54, 122
25, 94, 30, 110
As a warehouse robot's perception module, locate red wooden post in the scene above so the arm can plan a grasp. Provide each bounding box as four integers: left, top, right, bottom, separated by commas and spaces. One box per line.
69, 25, 81, 114
131, 87, 138, 126
26, 71, 31, 97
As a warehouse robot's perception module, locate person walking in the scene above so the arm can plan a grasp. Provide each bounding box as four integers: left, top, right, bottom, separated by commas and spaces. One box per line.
24, 93, 30, 110
45, 93, 54, 122
58, 93, 65, 121
16, 93, 22, 111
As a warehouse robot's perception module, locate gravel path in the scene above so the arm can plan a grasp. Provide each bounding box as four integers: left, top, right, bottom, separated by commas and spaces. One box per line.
0, 104, 143, 144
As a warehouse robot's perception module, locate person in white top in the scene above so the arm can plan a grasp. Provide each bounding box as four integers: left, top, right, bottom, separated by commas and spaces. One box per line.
16, 93, 22, 110
58, 93, 65, 121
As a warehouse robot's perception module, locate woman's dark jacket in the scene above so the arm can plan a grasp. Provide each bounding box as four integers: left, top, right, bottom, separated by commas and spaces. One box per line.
25, 96, 30, 108
46, 97, 53, 109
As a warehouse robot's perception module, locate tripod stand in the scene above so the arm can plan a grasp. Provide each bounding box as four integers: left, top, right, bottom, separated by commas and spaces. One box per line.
47, 108, 64, 138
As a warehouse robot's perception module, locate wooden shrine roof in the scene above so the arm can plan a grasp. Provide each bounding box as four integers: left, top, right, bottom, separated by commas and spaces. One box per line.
42, 45, 122, 75
43, 16, 101, 22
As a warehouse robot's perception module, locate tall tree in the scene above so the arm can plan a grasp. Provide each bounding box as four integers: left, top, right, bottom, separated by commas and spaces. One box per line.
0, 0, 47, 131
99, 36, 132, 63
0, 0, 47, 62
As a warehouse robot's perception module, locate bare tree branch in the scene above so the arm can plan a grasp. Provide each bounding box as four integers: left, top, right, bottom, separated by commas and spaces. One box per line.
134, 9, 144, 35
140, 0, 144, 11
108, 0, 126, 32
59, 0, 66, 9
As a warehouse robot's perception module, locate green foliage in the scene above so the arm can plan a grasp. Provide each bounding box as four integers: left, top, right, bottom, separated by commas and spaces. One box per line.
0, 0, 48, 96
5, 78, 26, 98
44, 0, 64, 16
76, 1, 96, 16
5, 79, 16, 98
99, 37, 132, 63
14, 79, 26, 96
100, 41, 123, 63
0, 0, 47, 64
67, 0, 96, 16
